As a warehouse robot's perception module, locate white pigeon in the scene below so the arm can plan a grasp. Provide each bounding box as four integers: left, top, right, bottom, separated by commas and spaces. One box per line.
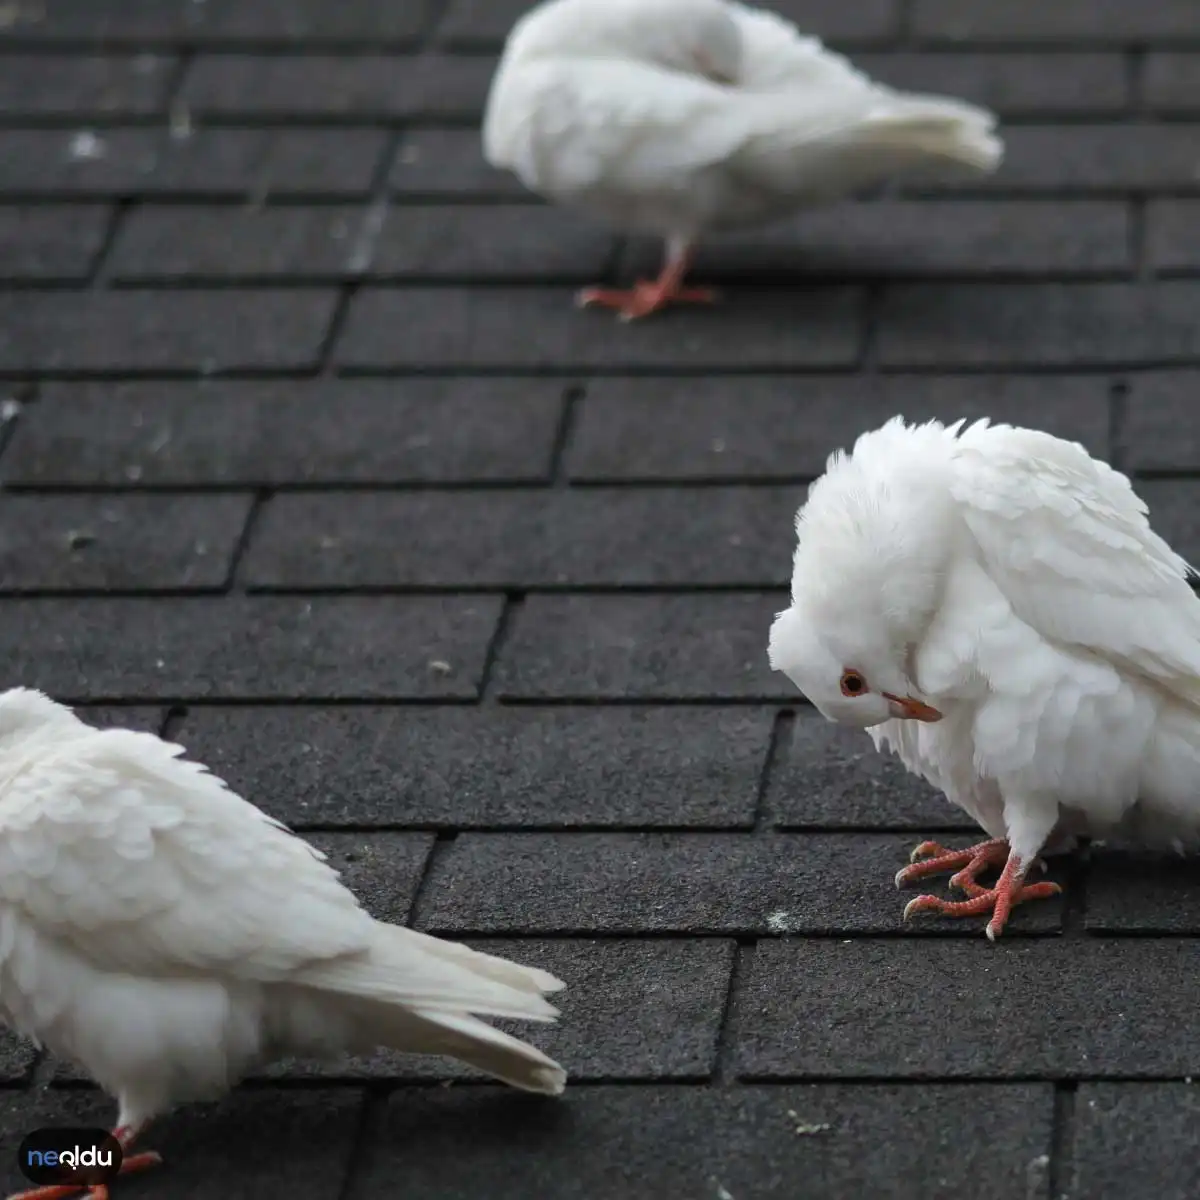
0, 689, 566, 1200
767, 416, 1200, 940
482, 0, 1002, 320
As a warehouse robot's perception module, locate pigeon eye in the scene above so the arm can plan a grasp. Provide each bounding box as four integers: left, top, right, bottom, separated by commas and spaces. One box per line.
840, 670, 868, 697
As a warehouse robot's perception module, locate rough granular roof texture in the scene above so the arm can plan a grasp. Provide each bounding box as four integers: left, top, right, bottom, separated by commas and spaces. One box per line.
0, 1, 1198, 1196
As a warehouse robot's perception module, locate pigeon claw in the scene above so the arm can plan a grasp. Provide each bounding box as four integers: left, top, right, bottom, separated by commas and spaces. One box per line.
894, 836, 1010, 890
901, 851, 1063, 940
575, 281, 719, 321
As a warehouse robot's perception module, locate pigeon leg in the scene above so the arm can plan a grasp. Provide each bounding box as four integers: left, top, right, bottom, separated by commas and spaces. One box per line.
901, 848, 1062, 941
576, 236, 718, 321
5, 1126, 162, 1200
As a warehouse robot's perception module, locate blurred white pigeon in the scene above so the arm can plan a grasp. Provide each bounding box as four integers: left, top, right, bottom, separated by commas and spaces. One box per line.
482, 0, 1002, 320
0, 690, 566, 1200
767, 416, 1200, 940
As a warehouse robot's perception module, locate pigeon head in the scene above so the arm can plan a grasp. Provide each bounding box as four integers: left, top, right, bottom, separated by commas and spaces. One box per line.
768, 602, 941, 728
504, 0, 743, 85
767, 416, 966, 728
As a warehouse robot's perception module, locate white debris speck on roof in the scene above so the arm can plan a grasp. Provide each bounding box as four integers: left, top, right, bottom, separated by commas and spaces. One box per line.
169, 101, 194, 141
766, 910, 793, 933
347, 196, 389, 273
68, 131, 106, 161
0, 398, 21, 422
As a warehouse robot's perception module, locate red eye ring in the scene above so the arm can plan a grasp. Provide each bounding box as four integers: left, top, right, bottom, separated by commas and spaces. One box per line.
840, 670, 868, 697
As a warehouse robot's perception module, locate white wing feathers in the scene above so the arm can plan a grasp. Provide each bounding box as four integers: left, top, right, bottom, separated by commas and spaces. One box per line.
0, 728, 564, 1022
0, 730, 372, 979
949, 420, 1200, 709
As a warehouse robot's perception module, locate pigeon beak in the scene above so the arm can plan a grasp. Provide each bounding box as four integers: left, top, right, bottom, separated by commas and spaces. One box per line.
882, 692, 943, 722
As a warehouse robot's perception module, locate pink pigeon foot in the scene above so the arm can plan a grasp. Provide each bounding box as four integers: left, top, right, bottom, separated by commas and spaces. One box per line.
897, 840, 1062, 940
575, 279, 718, 321
575, 236, 717, 321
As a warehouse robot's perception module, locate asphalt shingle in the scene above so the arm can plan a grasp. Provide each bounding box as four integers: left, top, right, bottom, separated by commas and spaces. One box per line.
624, 201, 1132, 280
107, 205, 366, 281
354, 1084, 1053, 1200
173, 704, 771, 829
1123, 372, 1200, 472
738, 940, 1200, 1077
1146, 200, 1200, 274
242, 488, 800, 589
913, 0, 1200, 43
2, 4, 1198, 1197
566, 375, 1111, 482
0, 493, 252, 591
1136, 480, 1200, 563
925, 125, 1200, 195
1144, 54, 1200, 112
856, 51, 1129, 115
877, 282, 1200, 368
0, 54, 174, 115
199, 0, 432, 44
1068, 1084, 1200, 1200
367, 204, 618, 282
492, 593, 793, 700
0, 204, 111, 282
0, 596, 502, 699
5, 380, 564, 486
768, 711, 978, 830
0, 290, 338, 372
336, 287, 865, 371
390, 128, 529, 199
416, 832, 1063, 935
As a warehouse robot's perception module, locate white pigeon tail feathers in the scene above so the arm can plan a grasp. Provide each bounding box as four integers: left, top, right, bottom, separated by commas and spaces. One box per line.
294, 922, 565, 1023
381, 1007, 567, 1095
293, 922, 568, 1095
844, 96, 1002, 173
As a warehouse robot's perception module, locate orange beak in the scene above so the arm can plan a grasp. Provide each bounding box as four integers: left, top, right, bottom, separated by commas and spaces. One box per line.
881, 692, 943, 722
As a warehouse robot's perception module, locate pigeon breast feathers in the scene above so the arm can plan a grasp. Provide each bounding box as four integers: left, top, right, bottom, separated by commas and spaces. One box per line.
0, 729, 374, 980
949, 419, 1200, 707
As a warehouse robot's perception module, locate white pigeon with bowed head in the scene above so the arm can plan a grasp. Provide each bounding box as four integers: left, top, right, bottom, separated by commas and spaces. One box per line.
482, 0, 1002, 320
0, 690, 566, 1199
767, 416, 1200, 940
